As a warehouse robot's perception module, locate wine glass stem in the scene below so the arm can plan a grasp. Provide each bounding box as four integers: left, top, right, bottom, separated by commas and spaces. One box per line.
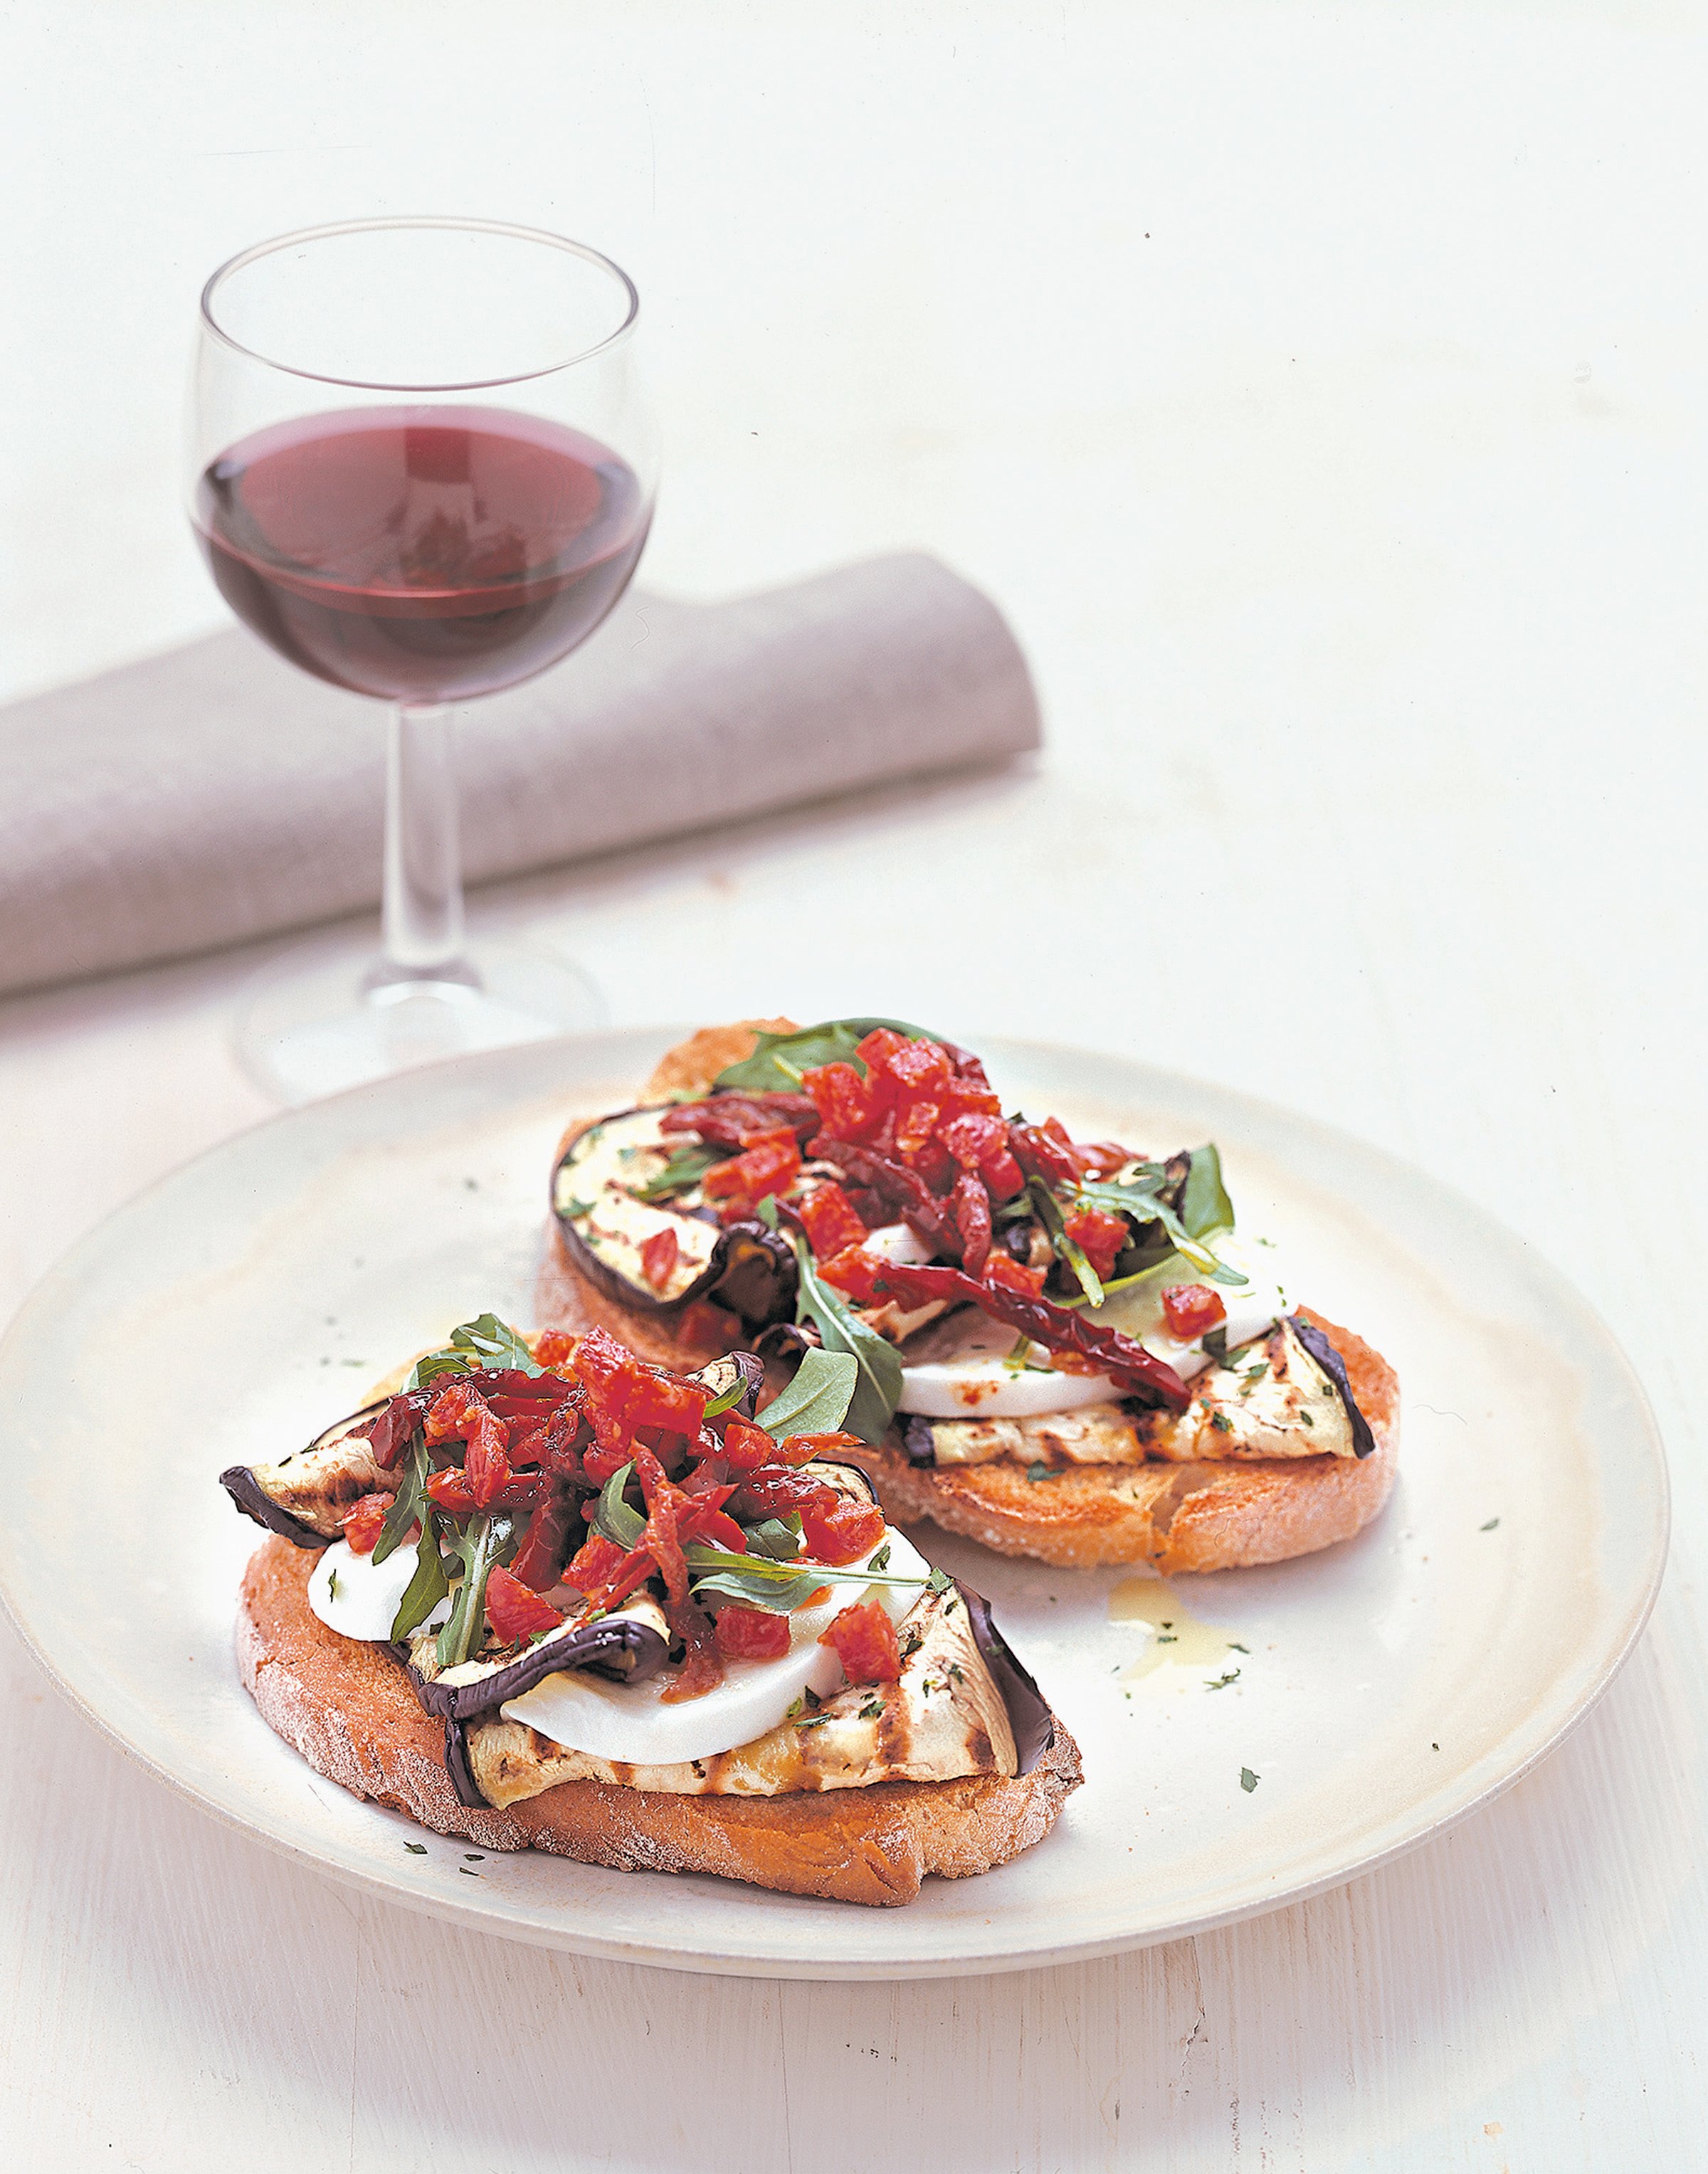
380, 704, 468, 980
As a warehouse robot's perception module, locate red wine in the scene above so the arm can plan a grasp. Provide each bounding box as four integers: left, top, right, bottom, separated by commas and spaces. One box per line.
194, 406, 650, 703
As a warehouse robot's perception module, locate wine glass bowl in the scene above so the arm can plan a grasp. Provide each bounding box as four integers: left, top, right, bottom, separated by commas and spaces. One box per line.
186, 218, 658, 1102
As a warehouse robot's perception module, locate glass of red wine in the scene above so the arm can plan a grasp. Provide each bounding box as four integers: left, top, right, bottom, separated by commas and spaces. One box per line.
187, 217, 656, 1102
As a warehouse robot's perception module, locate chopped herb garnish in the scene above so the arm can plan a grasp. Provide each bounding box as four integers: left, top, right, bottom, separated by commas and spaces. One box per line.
1480, 1516, 1500, 1531
1026, 1460, 1060, 1482
463, 1852, 485, 1862
1240, 1767, 1259, 1793
1210, 1410, 1233, 1435
1227, 1641, 1249, 1653
1205, 1668, 1241, 1691
858, 1699, 885, 1720
557, 1196, 594, 1218
869, 1541, 892, 1572
632, 1142, 722, 1202
926, 1568, 954, 1596
1156, 1632, 1177, 1644
457, 1866, 480, 1877
1300, 1410, 1314, 1428
327, 1569, 342, 1600
404, 1842, 428, 1855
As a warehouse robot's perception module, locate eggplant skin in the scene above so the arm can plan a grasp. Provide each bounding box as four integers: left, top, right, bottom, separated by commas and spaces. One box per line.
1290, 1314, 1376, 1457
219, 1467, 327, 1550
902, 1415, 937, 1469
408, 1613, 672, 1723
221, 1404, 389, 1545
959, 1583, 1056, 1778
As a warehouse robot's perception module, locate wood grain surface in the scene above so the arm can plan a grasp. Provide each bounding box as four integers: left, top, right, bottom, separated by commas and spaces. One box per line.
3, 3, 1704, 2165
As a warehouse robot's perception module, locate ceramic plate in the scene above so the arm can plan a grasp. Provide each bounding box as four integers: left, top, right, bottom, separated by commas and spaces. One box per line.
0, 1031, 1667, 1979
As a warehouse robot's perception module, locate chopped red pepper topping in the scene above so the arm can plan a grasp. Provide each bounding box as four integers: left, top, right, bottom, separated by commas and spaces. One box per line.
1161, 1282, 1228, 1339
713, 1605, 791, 1661
1065, 1205, 1129, 1282
798, 1492, 886, 1564
796, 1181, 868, 1260
340, 1492, 393, 1554
818, 1598, 902, 1684
574, 1324, 711, 1442
801, 1060, 880, 1144
484, 1566, 565, 1644
638, 1225, 680, 1291
818, 1245, 894, 1305
700, 1129, 801, 1204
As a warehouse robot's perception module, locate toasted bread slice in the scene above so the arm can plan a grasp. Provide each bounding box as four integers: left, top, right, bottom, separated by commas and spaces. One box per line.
236, 1537, 1082, 1908
847, 1314, 1398, 1572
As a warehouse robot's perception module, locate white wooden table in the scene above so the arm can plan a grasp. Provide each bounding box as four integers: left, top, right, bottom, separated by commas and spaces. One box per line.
4, 4, 1704, 2165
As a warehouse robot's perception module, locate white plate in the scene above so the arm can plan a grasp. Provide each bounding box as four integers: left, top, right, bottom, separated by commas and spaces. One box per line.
0, 1030, 1667, 1980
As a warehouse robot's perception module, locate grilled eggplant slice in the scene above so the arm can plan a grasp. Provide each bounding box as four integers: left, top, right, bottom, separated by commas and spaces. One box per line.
221, 1403, 389, 1547
553, 1106, 798, 1328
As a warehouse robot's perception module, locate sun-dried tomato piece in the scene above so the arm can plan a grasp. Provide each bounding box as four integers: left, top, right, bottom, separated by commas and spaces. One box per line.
680, 1502, 747, 1552
485, 1566, 566, 1643
853, 1026, 912, 1078
700, 1129, 801, 1204
639, 1226, 680, 1291
937, 1079, 1003, 1123
713, 1605, 791, 1661
949, 1171, 993, 1277
895, 1099, 941, 1156
565, 1530, 628, 1591
1161, 1282, 1228, 1339
797, 1181, 868, 1260
659, 1093, 818, 1148
727, 1465, 839, 1524
340, 1492, 393, 1554
719, 1418, 783, 1472
799, 1493, 885, 1564
532, 1328, 577, 1368
874, 1260, 1191, 1410
660, 1595, 724, 1702
1007, 1121, 1081, 1188
818, 1598, 901, 1684
1065, 1205, 1129, 1282
818, 1244, 893, 1305
510, 1486, 579, 1591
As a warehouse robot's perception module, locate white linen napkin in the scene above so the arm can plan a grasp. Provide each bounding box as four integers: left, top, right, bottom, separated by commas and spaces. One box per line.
0, 553, 1039, 998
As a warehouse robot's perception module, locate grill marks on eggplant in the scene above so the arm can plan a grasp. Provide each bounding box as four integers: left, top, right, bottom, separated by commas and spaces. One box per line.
553, 1105, 798, 1326
900, 1319, 1366, 1469
461, 1579, 1018, 1806
221, 1405, 389, 1544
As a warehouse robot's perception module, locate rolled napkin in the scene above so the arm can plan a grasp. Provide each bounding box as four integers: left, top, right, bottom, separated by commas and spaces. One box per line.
0, 552, 1039, 998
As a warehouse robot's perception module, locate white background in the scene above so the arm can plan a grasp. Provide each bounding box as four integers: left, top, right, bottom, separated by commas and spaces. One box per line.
2, 4, 1705, 2168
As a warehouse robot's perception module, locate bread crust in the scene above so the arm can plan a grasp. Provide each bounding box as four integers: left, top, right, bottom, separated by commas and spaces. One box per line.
848, 1314, 1399, 1572
236, 1537, 1082, 1906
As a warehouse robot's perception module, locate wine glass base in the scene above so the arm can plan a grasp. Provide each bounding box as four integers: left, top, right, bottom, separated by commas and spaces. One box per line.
234, 936, 608, 1104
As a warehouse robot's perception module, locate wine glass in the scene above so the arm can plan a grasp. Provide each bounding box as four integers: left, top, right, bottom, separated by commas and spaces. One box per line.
187, 217, 658, 1103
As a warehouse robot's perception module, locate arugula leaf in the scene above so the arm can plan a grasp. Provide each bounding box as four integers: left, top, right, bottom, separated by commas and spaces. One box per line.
690, 1567, 827, 1613
592, 1462, 645, 1550
700, 1373, 749, 1420
390, 1505, 453, 1641
757, 1346, 859, 1443
1026, 1178, 1105, 1306
448, 1313, 544, 1375
1073, 1177, 1248, 1287
435, 1512, 517, 1668
791, 1237, 904, 1444
408, 1311, 544, 1389
1181, 1145, 1235, 1242
754, 1193, 780, 1230
632, 1143, 722, 1203
713, 1017, 944, 1093
371, 1432, 429, 1566
742, 1514, 804, 1561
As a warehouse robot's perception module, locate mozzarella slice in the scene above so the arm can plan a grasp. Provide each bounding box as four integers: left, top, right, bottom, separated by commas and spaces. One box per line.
500, 1528, 934, 1767
308, 1536, 452, 1642
860, 1220, 935, 1266
896, 1236, 1290, 1420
